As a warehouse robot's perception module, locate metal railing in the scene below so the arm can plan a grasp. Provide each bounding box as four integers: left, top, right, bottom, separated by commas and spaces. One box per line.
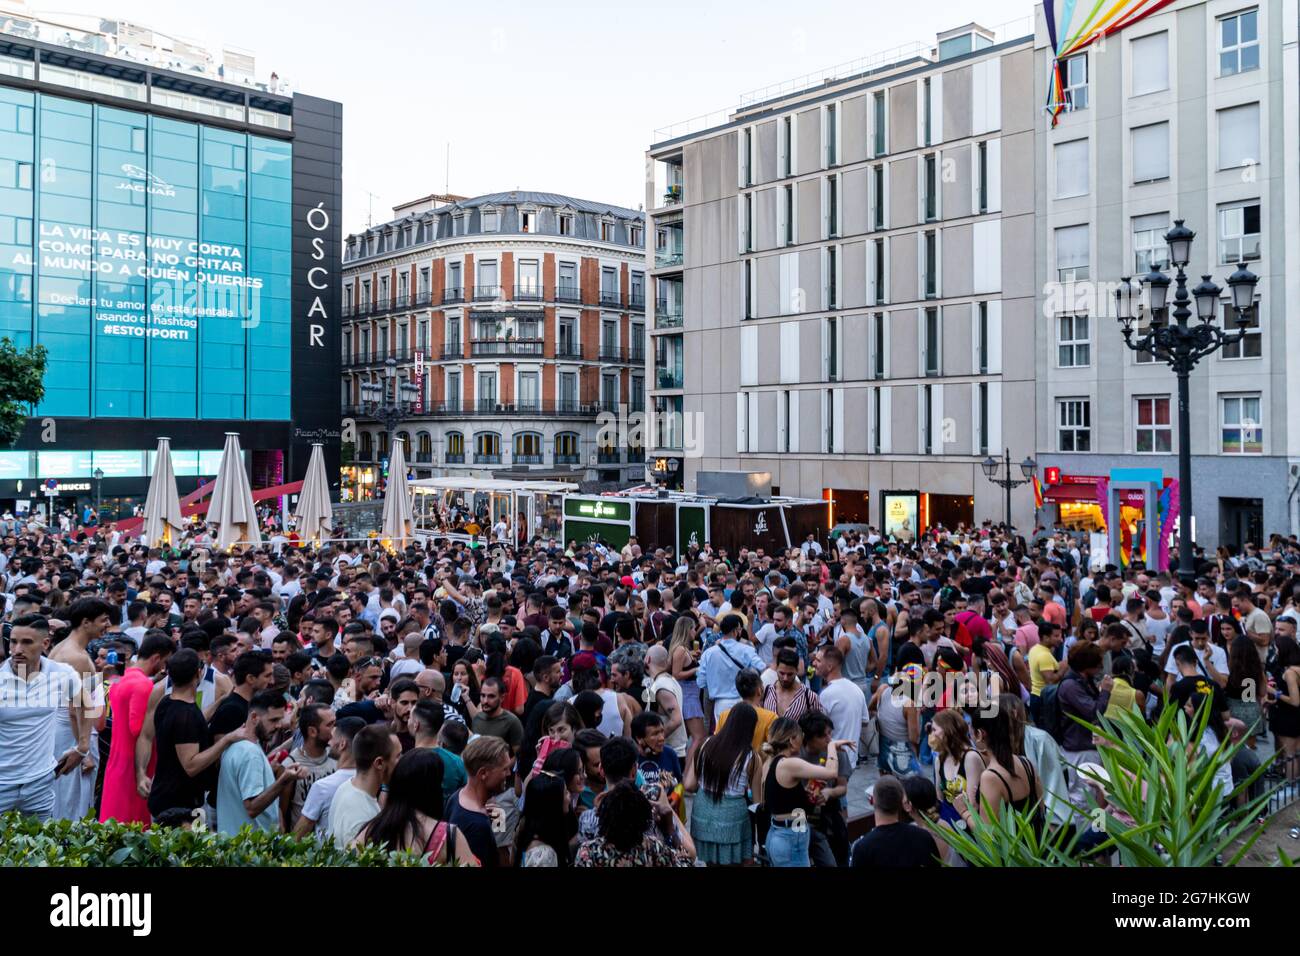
474, 453, 502, 464
443, 288, 465, 304
554, 453, 580, 465
343, 347, 415, 368
470, 338, 544, 357
426, 400, 600, 418
515, 286, 543, 302
415, 452, 433, 463
555, 284, 582, 304
555, 344, 582, 359
1265, 752, 1300, 816
440, 341, 463, 359
599, 291, 623, 308
513, 454, 544, 465
445, 453, 465, 464
473, 285, 501, 301
629, 293, 646, 312
596, 448, 623, 464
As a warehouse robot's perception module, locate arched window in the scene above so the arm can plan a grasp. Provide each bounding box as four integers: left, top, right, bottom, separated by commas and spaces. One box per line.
395, 431, 412, 456
554, 431, 580, 464
378, 431, 390, 459
417, 431, 433, 462
474, 432, 500, 463
359, 432, 373, 461
514, 431, 543, 463
446, 431, 465, 463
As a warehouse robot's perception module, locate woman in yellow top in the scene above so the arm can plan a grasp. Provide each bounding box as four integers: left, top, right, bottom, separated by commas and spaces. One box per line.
1103, 655, 1145, 720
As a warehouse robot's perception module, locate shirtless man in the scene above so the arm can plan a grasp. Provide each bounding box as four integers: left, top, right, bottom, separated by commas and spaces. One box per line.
48, 597, 114, 819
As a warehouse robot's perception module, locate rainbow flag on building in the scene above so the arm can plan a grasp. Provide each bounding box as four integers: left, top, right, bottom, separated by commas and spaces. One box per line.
1044, 0, 1177, 125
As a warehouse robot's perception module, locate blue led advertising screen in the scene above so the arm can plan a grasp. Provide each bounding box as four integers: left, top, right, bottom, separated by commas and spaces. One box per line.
0, 88, 292, 421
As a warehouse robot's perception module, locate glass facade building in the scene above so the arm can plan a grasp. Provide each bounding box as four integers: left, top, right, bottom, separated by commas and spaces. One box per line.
0, 88, 292, 421
0, 32, 341, 519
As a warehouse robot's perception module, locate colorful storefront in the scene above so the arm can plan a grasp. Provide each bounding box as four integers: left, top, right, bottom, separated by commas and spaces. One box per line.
1040, 468, 1179, 571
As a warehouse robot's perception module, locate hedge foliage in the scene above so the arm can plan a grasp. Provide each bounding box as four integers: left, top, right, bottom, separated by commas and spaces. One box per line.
0, 813, 425, 867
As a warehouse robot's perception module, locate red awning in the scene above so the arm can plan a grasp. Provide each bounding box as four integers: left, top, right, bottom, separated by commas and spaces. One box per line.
1044, 483, 1099, 503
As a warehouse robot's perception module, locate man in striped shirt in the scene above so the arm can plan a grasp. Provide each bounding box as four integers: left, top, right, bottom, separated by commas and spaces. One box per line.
762, 648, 823, 720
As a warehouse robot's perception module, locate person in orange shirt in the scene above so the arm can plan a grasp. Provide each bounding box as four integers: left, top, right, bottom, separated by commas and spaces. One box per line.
1037, 586, 1068, 630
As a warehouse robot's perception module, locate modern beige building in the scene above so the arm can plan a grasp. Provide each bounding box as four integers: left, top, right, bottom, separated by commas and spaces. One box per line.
646, 22, 1040, 531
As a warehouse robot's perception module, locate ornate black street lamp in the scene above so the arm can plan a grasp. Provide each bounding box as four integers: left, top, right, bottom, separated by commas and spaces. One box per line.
1113, 219, 1259, 585
981, 448, 1036, 528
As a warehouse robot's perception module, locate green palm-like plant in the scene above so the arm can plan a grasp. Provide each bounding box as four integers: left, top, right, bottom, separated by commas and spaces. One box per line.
923, 701, 1275, 867
1083, 703, 1273, 867
921, 797, 1087, 867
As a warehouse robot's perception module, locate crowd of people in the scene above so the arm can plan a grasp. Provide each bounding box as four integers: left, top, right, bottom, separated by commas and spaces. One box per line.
0, 515, 1296, 868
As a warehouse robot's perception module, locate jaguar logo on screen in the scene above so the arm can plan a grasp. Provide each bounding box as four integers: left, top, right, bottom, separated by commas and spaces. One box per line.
117, 163, 177, 198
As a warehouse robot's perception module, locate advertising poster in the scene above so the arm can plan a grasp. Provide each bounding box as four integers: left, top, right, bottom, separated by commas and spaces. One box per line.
883, 492, 919, 541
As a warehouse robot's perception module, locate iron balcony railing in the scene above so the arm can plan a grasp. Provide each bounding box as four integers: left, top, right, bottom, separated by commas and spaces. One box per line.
599, 290, 622, 308
556, 284, 582, 303
598, 347, 647, 364
474, 453, 502, 464
470, 338, 544, 357
342, 347, 415, 368
440, 341, 463, 359
513, 454, 544, 465
473, 285, 501, 302
629, 293, 646, 312
554, 453, 580, 464
445, 453, 465, 464
426, 400, 600, 418
443, 287, 465, 304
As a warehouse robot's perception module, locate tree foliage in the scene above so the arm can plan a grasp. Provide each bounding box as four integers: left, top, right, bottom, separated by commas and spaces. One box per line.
0, 337, 45, 447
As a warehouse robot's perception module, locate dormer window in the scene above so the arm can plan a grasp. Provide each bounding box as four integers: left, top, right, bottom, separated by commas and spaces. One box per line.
558, 211, 574, 236
600, 219, 614, 242
482, 209, 500, 232
520, 209, 538, 233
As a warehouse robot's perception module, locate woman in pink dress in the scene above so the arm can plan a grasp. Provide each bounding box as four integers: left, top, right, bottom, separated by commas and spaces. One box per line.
98, 635, 173, 826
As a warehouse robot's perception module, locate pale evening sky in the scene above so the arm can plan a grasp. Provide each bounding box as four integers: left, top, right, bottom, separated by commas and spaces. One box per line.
17, 0, 1035, 234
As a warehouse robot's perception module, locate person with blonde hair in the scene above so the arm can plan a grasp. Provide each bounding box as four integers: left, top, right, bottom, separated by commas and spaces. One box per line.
667, 615, 705, 765
758, 716, 850, 867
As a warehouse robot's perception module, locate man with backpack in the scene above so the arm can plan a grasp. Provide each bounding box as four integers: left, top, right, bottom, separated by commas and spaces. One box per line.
1041, 643, 1112, 814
